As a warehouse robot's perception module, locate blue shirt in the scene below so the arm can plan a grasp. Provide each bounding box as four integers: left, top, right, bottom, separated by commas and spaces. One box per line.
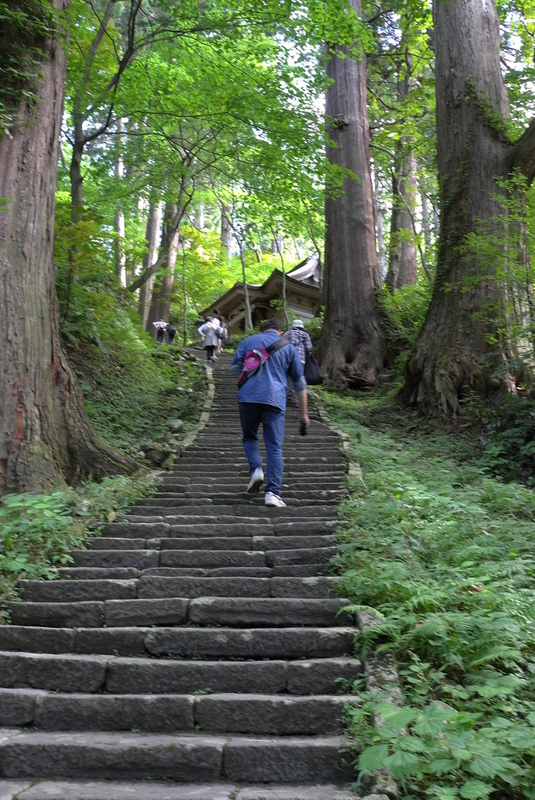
230, 330, 307, 410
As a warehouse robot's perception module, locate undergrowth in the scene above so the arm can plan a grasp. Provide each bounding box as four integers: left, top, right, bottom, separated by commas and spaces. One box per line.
70, 334, 205, 456
0, 473, 157, 615
320, 390, 535, 800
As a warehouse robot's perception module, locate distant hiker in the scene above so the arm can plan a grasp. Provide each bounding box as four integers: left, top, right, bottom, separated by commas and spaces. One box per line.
166, 322, 177, 344
153, 318, 167, 344
230, 318, 310, 507
284, 319, 313, 406
198, 316, 223, 362
216, 315, 228, 354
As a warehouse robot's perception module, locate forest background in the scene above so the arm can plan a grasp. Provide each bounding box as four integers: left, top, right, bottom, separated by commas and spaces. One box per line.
4, 0, 535, 797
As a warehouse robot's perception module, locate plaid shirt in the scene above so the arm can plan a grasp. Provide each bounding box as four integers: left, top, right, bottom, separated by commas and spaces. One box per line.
283, 328, 313, 364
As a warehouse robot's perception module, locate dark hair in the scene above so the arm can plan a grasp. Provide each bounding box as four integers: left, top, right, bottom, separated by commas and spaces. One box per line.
213, 308, 221, 315
260, 318, 282, 333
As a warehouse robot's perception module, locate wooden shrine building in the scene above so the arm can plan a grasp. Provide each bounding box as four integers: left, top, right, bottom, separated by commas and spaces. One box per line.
199, 253, 321, 333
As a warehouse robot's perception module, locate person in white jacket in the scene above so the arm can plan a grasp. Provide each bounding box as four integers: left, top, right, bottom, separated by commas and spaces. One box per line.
198, 316, 223, 362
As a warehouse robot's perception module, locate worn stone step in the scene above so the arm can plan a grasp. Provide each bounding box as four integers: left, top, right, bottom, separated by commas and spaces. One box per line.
8, 592, 347, 628
186, 598, 351, 628
10, 595, 350, 629
144, 535, 335, 551
155, 491, 344, 503
0, 730, 350, 784
0, 780, 267, 800
102, 519, 339, 537
0, 625, 356, 659
0, 652, 361, 695
137, 575, 340, 599
0, 688, 355, 735
70, 551, 160, 569
18, 580, 139, 603
131, 503, 338, 517
142, 567, 273, 578
160, 481, 344, 492
0, 782, 362, 800
266, 548, 337, 567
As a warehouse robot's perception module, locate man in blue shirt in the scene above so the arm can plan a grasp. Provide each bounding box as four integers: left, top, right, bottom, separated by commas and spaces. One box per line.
231, 318, 310, 507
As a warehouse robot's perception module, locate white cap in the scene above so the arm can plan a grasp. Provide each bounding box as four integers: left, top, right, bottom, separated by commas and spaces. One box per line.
292, 319, 304, 329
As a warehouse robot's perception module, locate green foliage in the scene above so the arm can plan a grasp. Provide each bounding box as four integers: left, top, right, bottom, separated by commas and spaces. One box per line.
320, 390, 535, 798
476, 394, 535, 485
0, 473, 157, 613
73, 341, 205, 457
0, 0, 55, 135
54, 192, 132, 350
377, 282, 432, 372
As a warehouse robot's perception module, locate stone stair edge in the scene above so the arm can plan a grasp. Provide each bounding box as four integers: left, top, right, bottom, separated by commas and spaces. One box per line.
0, 779, 367, 800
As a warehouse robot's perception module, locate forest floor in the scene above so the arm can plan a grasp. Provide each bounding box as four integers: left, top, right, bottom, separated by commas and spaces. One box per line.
316, 385, 535, 799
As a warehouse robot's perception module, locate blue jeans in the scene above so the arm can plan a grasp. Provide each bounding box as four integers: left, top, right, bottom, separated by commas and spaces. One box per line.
238, 402, 285, 495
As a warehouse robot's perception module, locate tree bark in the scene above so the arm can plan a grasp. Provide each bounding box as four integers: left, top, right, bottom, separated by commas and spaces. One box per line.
402, 0, 534, 415
114, 118, 127, 286
138, 200, 163, 330
0, 0, 136, 494
386, 146, 418, 291
220, 204, 232, 259
147, 204, 179, 328
319, 0, 386, 388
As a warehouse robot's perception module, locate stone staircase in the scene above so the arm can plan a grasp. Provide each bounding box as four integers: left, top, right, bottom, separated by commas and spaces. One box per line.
0, 353, 365, 800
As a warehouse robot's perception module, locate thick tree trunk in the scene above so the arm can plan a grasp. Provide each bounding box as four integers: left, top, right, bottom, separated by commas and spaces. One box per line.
319, 0, 386, 388
386, 146, 418, 292
0, 0, 135, 494
114, 119, 127, 286
221, 204, 232, 259
138, 201, 163, 330
402, 0, 521, 415
147, 205, 179, 328
374, 170, 386, 280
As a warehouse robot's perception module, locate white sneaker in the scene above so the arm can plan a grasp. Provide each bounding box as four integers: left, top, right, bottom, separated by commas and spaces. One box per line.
247, 467, 264, 494
265, 492, 286, 507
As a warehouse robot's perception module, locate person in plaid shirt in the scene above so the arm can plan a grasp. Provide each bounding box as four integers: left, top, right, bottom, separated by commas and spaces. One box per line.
284, 320, 313, 406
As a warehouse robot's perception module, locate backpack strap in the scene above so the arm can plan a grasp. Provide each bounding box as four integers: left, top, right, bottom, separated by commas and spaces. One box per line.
266, 337, 290, 355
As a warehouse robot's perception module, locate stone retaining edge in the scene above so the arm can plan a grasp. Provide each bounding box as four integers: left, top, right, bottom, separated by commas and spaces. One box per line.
174, 358, 216, 455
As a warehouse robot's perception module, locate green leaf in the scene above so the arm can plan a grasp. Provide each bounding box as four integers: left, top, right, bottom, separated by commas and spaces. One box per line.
429, 758, 459, 775
385, 748, 421, 776
358, 744, 389, 772
459, 779, 493, 799
413, 702, 457, 736
469, 754, 518, 779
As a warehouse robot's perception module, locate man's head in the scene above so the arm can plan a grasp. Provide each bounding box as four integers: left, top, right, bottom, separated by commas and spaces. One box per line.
292, 319, 304, 329
260, 319, 282, 333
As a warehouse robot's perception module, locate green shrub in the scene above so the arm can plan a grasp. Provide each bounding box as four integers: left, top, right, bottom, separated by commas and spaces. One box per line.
377, 282, 432, 372
320, 390, 535, 799
0, 472, 158, 613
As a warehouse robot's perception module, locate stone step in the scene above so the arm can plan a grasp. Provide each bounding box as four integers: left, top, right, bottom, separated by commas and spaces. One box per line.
155, 491, 346, 503
68, 547, 335, 570
0, 652, 362, 694
0, 730, 350, 783
159, 480, 344, 491
85, 534, 335, 552
0, 626, 357, 659
131, 502, 339, 516
0, 780, 361, 800
18, 575, 341, 603
0, 687, 355, 735
8, 596, 349, 629
55, 564, 331, 581
118, 519, 340, 535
